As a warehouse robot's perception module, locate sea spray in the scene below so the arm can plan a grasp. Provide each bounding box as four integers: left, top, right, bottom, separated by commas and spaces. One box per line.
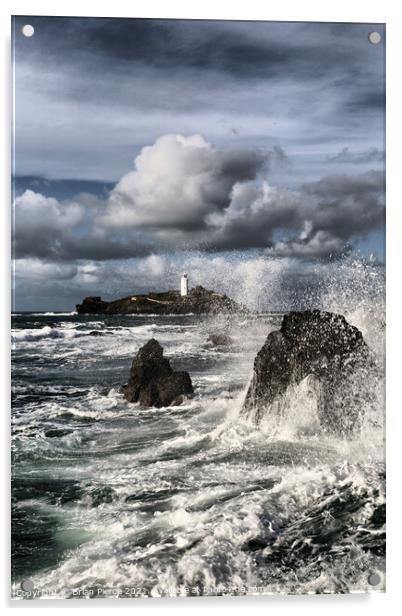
11, 258, 385, 596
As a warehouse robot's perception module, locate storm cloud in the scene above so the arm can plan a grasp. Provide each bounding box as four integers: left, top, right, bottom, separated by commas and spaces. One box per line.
103, 134, 268, 230
11, 17, 385, 310
13, 17, 385, 182
101, 136, 384, 258
13, 136, 385, 263
13, 189, 153, 261
207, 170, 384, 256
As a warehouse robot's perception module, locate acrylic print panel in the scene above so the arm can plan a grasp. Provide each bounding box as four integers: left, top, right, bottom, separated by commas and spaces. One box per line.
11, 16, 385, 599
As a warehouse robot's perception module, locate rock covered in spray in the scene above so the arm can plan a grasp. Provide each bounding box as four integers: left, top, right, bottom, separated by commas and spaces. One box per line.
207, 332, 234, 347
242, 310, 376, 433
122, 339, 193, 407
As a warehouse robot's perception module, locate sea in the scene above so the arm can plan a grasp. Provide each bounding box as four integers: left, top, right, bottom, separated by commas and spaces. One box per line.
11, 264, 386, 599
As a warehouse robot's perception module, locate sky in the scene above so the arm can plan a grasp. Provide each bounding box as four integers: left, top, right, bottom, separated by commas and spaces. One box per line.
12, 17, 385, 311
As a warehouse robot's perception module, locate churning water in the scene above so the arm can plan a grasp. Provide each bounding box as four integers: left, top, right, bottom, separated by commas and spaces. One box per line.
11, 259, 385, 598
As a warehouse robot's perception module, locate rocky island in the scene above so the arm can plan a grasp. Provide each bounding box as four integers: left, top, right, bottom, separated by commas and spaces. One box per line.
76, 285, 243, 315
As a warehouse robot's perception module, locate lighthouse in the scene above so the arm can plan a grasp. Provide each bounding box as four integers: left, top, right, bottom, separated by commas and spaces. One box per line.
180, 273, 188, 296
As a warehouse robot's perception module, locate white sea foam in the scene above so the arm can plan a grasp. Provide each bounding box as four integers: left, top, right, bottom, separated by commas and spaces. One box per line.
11, 256, 385, 597
12, 325, 82, 343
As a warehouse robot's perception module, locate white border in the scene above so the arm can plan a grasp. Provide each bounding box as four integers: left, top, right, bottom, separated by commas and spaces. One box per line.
2, 1, 401, 614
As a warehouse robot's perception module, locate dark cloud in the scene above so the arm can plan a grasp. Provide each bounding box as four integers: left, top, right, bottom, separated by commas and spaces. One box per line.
347, 90, 386, 112
205, 170, 384, 257
11, 17, 385, 309
326, 147, 385, 164
300, 171, 385, 238
13, 17, 385, 82
13, 189, 153, 261
13, 17, 385, 182
13, 138, 384, 264
265, 230, 350, 260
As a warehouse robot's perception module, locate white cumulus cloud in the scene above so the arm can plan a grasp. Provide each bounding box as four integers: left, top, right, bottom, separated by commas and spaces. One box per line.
102, 133, 267, 229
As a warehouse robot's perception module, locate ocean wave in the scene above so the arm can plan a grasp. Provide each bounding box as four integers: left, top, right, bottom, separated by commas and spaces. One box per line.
12, 326, 82, 343
11, 266, 385, 596
26, 311, 78, 316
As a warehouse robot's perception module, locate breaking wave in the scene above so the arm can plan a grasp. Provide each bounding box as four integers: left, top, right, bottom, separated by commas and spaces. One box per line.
12, 325, 82, 343
11, 255, 385, 598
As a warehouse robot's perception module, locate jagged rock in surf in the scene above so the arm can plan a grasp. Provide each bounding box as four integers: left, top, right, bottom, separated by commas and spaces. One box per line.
242, 310, 375, 433
90, 486, 115, 507
207, 332, 234, 347
244, 478, 385, 569
45, 428, 73, 438
122, 338, 193, 408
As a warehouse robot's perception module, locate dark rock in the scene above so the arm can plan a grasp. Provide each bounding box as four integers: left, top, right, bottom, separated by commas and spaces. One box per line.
76, 286, 244, 315
76, 296, 108, 314
12, 477, 82, 506
58, 412, 97, 424
45, 428, 73, 438
244, 537, 270, 552
242, 310, 375, 433
207, 333, 234, 347
122, 339, 194, 407
88, 330, 104, 336
255, 480, 385, 572
370, 503, 386, 528
90, 486, 115, 507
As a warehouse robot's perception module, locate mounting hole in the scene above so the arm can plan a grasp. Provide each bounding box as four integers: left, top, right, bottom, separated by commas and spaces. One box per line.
22, 24, 34, 38
368, 31, 381, 45
21, 578, 34, 592
368, 572, 381, 586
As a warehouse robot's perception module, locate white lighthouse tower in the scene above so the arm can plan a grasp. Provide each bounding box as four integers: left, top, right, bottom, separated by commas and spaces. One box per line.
180, 273, 188, 296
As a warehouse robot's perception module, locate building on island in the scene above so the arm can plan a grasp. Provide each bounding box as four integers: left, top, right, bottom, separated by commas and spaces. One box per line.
180, 273, 188, 296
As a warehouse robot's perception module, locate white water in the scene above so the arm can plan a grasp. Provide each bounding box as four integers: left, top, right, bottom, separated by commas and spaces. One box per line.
11, 257, 385, 598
